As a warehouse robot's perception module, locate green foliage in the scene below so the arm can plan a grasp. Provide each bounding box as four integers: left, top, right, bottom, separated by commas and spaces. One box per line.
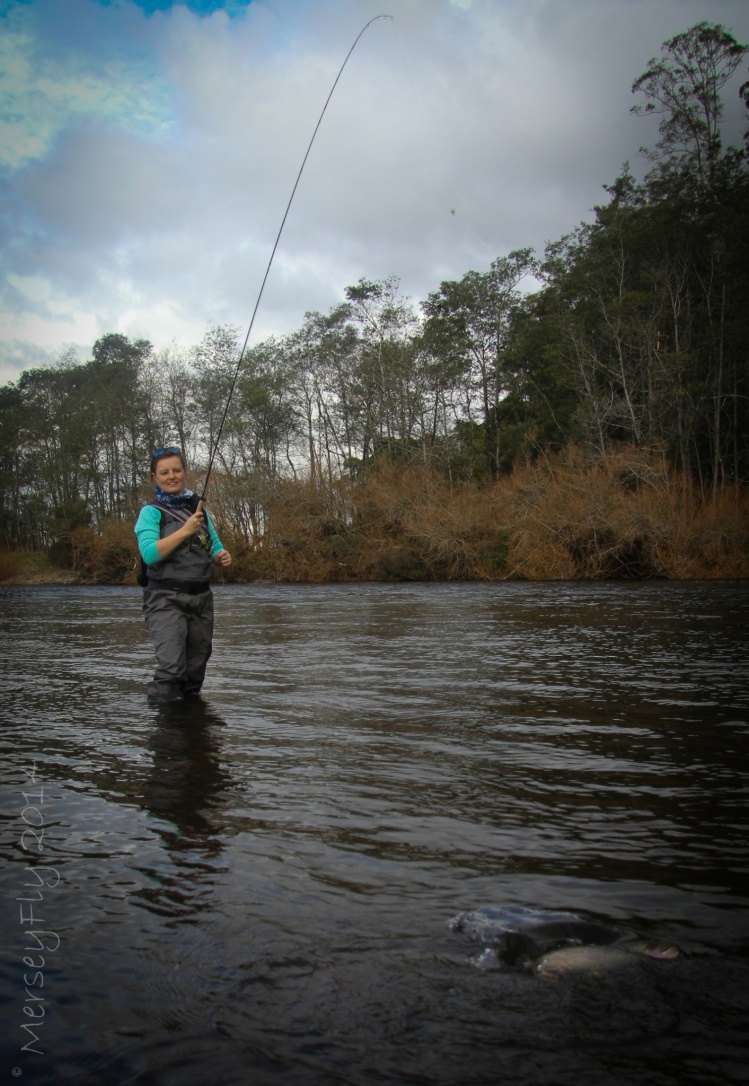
422, 249, 538, 480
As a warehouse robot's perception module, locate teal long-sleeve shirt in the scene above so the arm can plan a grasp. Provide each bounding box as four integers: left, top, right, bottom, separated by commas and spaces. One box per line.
134, 504, 224, 566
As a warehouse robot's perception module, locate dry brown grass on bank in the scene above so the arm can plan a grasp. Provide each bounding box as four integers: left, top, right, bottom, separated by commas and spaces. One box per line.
68, 520, 140, 584
661, 488, 749, 579
9, 445, 749, 584
0, 550, 22, 580
227, 447, 748, 582
351, 462, 508, 580
500, 446, 749, 580
0, 548, 80, 584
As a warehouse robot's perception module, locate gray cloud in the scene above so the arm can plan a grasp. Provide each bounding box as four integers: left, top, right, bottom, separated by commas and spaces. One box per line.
1, 0, 747, 380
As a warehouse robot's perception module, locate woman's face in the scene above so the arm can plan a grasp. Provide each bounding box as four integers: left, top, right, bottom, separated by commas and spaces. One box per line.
152, 455, 185, 494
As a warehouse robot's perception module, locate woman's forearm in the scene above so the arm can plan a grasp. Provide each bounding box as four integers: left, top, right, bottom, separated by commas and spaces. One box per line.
155, 525, 191, 560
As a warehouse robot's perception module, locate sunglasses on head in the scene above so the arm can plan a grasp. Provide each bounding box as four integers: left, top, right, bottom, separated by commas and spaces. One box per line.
152, 446, 182, 457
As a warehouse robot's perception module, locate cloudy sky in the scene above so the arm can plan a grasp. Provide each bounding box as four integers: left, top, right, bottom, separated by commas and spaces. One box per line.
1, 0, 747, 384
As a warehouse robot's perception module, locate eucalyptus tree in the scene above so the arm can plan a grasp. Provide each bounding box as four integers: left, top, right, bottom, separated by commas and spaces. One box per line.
344, 277, 424, 466
0, 351, 103, 549
16, 363, 82, 509
192, 323, 243, 474
314, 306, 367, 473
83, 334, 153, 517
142, 343, 200, 465
540, 176, 713, 468
285, 305, 361, 483
230, 338, 298, 480
422, 249, 538, 479
529, 24, 749, 485
631, 22, 749, 487
10, 357, 103, 545
576, 181, 673, 449
418, 291, 484, 480
0, 383, 33, 548
492, 289, 580, 469
197, 337, 298, 542
540, 145, 749, 487
682, 153, 749, 487
631, 21, 747, 188
194, 326, 291, 455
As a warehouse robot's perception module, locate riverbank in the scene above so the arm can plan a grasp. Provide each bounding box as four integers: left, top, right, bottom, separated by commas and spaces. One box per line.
3, 449, 748, 586
0, 550, 81, 585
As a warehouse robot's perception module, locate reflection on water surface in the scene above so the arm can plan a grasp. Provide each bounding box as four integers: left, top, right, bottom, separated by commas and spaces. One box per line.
1, 581, 748, 1085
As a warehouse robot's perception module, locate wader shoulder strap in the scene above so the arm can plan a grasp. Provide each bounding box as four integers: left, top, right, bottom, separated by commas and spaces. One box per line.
152, 499, 211, 551
152, 501, 192, 525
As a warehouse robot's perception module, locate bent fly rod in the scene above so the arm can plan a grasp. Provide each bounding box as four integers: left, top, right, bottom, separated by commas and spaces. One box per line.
198, 14, 393, 511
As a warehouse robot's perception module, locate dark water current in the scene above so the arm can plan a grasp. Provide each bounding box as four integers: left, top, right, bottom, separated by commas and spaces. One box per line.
1, 581, 748, 1086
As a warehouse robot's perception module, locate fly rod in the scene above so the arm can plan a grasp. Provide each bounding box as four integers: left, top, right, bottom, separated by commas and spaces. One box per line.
198, 14, 393, 512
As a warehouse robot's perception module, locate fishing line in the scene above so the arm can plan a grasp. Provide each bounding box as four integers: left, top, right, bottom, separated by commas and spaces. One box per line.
199, 13, 394, 505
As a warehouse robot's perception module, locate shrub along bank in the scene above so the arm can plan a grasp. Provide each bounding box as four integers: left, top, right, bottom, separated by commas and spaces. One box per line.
2, 447, 746, 585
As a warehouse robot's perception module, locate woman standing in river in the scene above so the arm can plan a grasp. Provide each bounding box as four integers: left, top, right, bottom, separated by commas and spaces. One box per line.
134, 446, 232, 702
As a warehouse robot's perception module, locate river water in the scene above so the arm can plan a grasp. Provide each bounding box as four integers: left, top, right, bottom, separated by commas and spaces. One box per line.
1, 581, 748, 1086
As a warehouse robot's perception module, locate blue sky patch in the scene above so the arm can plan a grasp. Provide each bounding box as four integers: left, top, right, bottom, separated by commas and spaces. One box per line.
97, 0, 254, 16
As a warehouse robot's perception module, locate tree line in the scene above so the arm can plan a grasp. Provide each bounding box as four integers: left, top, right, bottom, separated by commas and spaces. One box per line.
1, 22, 748, 572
